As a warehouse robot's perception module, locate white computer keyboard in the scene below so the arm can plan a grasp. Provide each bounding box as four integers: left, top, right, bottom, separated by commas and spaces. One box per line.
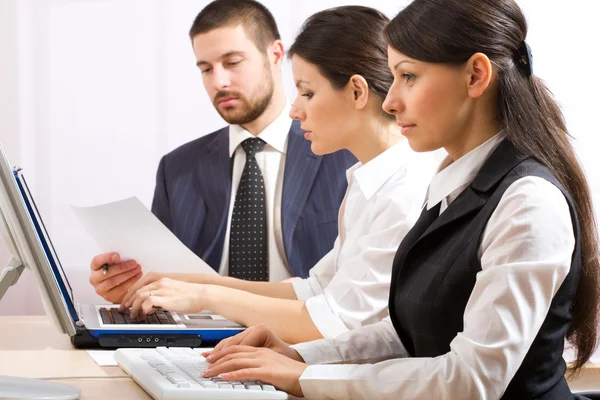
115, 347, 288, 400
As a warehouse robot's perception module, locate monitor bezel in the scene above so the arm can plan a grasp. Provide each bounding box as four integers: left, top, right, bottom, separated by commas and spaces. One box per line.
0, 144, 75, 335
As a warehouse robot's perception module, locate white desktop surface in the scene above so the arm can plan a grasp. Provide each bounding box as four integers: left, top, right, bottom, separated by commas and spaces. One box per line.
0, 315, 598, 398
0, 315, 150, 399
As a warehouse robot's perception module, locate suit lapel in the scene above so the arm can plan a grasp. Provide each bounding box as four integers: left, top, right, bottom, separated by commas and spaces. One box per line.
419, 188, 486, 242
281, 122, 321, 263
196, 128, 232, 263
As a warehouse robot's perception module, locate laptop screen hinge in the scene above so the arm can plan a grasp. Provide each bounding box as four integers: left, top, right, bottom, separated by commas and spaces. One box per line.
74, 302, 85, 327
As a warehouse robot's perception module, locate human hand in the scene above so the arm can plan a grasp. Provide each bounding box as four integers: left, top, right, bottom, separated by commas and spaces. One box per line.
204, 325, 304, 363
118, 271, 166, 312
122, 277, 206, 320
203, 345, 307, 398
89, 253, 142, 303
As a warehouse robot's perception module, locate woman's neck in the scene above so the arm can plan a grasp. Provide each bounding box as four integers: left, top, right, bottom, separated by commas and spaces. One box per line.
349, 121, 404, 165
445, 106, 502, 162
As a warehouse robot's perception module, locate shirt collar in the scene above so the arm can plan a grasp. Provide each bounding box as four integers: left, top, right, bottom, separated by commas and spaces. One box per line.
228, 104, 292, 157
351, 138, 415, 201
425, 132, 505, 210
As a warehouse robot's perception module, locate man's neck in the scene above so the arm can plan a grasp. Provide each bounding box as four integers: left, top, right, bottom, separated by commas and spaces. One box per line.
240, 90, 287, 136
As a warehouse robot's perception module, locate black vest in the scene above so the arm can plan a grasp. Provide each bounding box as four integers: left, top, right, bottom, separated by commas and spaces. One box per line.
389, 140, 582, 399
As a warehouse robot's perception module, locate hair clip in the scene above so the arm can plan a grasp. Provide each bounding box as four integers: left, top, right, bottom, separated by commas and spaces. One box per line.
515, 41, 533, 77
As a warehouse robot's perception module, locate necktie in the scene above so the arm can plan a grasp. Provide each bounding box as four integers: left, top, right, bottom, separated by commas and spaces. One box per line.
228, 138, 269, 281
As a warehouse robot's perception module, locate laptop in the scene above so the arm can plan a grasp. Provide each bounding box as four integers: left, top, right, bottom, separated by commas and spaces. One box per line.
0, 143, 244, 348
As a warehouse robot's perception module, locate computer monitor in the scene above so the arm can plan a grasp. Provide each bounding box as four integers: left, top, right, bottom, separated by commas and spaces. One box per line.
0, 142, 80, 398
0, 144, 76, 335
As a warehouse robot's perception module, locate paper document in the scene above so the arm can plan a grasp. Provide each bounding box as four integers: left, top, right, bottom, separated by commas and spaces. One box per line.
86, 350, 119, 366
71, 197, 217, 275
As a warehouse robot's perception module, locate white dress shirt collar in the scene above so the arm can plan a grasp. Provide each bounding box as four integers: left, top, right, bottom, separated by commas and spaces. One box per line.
228, 104, 292, 157
351, 138, 415, 201
425, 132, 505, 210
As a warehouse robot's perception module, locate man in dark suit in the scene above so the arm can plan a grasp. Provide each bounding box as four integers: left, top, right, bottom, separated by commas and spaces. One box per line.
89, 0, 355, 303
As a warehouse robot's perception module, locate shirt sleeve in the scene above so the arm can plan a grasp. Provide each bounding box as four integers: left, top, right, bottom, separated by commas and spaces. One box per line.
292, 245, 339, 301
296, 177, 576, 400
292, 316, 407, 365
304, 192, 420, 338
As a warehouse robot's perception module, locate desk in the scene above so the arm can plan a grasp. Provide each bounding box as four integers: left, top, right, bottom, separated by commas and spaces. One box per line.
0, 316, 151, 399
0, 316, 598, 398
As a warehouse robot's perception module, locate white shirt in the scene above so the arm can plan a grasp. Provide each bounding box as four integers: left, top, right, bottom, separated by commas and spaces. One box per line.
291, 139, 436, 338
218, 105, 291, 282
292, 134, 576, 400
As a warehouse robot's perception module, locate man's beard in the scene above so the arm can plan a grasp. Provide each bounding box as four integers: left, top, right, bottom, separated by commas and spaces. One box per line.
212, 67, 274, 126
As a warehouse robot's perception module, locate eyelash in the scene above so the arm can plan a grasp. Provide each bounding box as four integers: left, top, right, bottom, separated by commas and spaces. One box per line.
200, 60, 241, 74
401, 73, 416, 83
301, 93, 313, 99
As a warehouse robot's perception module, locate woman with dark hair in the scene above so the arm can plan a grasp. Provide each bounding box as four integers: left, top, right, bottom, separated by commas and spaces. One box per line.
202, 0, 600, 398
121, 6, 436, 345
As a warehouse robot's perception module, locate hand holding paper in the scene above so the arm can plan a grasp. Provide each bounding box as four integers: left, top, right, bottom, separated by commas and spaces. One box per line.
71, 197, 217, 276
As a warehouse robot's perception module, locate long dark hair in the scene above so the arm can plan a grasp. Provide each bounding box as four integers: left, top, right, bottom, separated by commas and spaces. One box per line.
384, 0, 599, 372
288, 6, 393, 119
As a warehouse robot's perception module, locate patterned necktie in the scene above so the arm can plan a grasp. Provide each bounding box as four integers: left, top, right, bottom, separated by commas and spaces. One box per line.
228, 138, 269, 281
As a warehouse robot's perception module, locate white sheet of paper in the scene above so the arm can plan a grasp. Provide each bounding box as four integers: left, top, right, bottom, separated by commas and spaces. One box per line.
71, 197, 217, 275
86, 350, 118, 366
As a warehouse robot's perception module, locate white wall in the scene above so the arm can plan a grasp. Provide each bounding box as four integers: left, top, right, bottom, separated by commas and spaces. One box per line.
0, 0, 598, 315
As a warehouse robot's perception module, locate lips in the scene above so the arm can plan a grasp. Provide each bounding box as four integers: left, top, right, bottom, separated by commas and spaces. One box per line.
217, 97, 236, 104
301, 127, 313, 140
214, 91, 242, 108
217, 97, 239, 108
397, 121, 416, 135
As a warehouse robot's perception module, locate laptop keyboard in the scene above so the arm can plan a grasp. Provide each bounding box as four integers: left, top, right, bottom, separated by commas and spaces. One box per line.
99, 307, 176, 325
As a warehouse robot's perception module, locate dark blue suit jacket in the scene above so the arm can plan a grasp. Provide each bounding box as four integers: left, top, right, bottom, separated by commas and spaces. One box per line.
151, 120, 357, 278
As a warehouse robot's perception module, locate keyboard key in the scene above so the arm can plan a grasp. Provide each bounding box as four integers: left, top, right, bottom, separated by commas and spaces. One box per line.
110, 310, 127, 325
99, 308, 112, 324
165, 312, 177, 325
218, 383, 234, 389
123, 311, 134, 324
157, 366, 175, 375
167, 375, 187, 384
147, 314, 160, 325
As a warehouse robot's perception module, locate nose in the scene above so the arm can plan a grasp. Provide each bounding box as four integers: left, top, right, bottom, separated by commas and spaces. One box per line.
209, 65, 232, 91
382, 81, 403, 116
289, 101, 305, 121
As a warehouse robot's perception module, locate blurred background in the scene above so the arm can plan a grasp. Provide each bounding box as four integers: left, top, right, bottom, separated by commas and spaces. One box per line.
0, 0, 598, 315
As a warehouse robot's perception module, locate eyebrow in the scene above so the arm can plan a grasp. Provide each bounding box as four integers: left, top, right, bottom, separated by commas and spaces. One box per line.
196, 51, 246, 67
295, 79, 310, 88
393, 60, 416, 70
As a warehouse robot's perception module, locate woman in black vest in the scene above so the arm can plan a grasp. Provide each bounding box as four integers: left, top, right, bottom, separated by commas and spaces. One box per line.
202, 0, 600, 398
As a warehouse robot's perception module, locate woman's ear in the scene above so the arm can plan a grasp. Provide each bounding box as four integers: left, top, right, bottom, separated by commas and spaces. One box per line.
348, 75, 370, 110
465, 52, 493, 99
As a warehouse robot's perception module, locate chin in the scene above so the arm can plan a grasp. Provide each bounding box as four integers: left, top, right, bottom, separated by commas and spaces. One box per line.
406, 138, 436, 153
310, 142, 333, 156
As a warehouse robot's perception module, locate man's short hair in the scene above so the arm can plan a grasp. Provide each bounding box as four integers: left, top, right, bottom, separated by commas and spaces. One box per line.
189, 0, 281, 52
